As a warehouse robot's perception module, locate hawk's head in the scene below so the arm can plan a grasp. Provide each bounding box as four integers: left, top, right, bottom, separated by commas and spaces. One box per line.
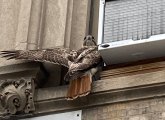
83, 35, 97, 47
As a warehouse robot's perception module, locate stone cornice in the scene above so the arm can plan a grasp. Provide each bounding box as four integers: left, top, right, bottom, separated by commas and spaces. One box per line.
27, 69, 165, 118
0, 62, 40, 78
35, 69, 165, 101
1, 61, 165, 119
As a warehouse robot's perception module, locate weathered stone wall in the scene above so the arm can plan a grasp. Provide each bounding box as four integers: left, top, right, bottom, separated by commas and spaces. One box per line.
89, 0, 99, 41
82, 97, 165, 120
41, 0, 68, 49
1, 1, 165, 120
0, 0, 91, 86
0, 0, 91, 66
0, 0, 21, 67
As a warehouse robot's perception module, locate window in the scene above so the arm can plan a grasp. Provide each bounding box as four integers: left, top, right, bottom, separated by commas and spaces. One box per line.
98, 0, 165, 65
104, 0, 165, 43
21, 110, 82, 120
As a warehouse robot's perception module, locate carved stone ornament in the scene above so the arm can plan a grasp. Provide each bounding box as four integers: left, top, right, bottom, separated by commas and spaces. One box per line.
0, 78, 35, 115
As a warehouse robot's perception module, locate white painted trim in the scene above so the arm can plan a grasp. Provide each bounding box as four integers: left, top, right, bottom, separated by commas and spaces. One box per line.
22, 110, 82, 120
97, 0, 105, 45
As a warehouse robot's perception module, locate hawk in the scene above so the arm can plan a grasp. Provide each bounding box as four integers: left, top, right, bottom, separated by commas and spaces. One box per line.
0, 35, 102, 100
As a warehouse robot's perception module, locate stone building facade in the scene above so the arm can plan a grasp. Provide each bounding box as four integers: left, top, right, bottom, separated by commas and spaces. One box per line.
0, 0, 165, 120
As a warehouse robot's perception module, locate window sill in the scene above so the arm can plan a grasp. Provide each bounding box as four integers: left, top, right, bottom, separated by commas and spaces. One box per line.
33, 68, 165, 115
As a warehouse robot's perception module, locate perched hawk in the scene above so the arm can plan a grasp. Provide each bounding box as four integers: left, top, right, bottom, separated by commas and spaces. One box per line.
0, 35, 102, 100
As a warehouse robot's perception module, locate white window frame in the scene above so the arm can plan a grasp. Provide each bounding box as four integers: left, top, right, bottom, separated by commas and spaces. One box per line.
21, 110, 82, 120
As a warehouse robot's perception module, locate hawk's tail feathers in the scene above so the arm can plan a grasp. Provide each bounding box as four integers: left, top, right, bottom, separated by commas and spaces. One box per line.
0, 51, 19, 60
66, 74, 92, 100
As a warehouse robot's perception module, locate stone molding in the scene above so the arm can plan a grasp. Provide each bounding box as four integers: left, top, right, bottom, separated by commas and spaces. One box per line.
6, 66, 165, 119
0, 62, 42, 120
33, 69, 165, 113
0, 78, 35, 115
1, 62, 165, 119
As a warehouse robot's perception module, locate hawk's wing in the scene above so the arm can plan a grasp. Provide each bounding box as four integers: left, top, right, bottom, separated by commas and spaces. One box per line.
65, 50, 102, 81
0, 48, 76, 68
75, 46, 97, 62
71, 47, 101, 71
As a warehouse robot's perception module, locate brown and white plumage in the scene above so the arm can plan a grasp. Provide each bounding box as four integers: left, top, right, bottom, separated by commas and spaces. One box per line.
0, 35, 102, 100
1, 48, 76, 67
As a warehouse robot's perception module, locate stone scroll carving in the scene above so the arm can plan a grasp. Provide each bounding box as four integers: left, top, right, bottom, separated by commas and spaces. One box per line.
0, 78, 35, 115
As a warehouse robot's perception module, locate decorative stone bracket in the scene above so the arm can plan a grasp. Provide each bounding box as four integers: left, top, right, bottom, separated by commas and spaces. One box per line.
0, 78, 35, 116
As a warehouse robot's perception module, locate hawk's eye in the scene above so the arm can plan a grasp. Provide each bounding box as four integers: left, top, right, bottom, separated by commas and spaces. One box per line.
92, 36, 94, 39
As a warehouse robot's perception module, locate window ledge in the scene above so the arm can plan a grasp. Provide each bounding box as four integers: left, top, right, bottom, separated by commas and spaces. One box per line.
33, 69, 165, 115
1, 61, 165, 119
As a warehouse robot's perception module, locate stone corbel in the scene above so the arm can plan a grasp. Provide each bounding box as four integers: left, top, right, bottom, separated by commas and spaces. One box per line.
0, 61, 47, 120
0, 78, 35, 116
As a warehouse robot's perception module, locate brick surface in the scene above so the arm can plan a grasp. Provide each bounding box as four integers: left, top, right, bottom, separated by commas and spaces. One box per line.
82, 97, 165, 120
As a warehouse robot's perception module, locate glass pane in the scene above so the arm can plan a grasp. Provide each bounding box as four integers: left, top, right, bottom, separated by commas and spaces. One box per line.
104, 0, 165, 43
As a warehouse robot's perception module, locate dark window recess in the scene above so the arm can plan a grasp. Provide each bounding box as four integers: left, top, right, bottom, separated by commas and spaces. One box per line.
104, 0, 165, 43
